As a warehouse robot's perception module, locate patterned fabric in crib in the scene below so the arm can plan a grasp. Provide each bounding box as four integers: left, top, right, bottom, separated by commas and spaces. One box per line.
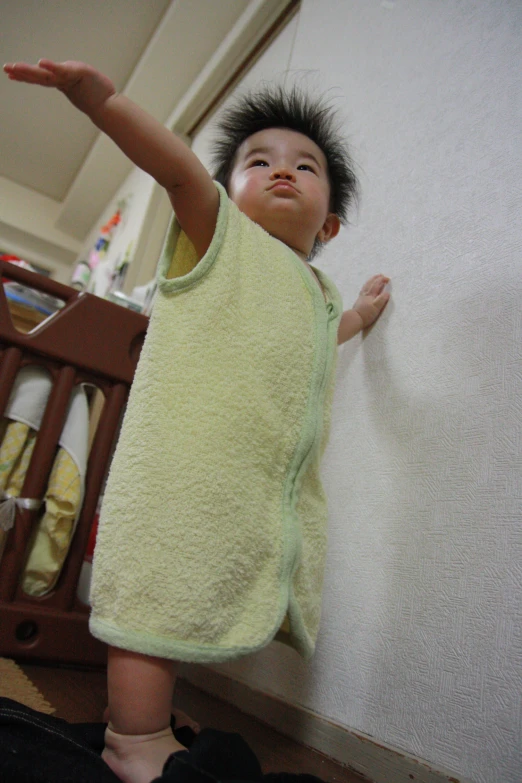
0, 419, 82, 596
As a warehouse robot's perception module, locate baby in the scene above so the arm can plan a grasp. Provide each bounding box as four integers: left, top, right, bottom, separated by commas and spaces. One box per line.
4, 58, 389, 783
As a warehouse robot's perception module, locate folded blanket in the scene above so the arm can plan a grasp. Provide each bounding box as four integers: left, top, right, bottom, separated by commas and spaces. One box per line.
90, 183, 342, 662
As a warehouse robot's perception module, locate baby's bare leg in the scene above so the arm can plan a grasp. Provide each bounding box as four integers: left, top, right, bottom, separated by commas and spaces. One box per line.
103, 705, 200, 733
102, 646, 185, 783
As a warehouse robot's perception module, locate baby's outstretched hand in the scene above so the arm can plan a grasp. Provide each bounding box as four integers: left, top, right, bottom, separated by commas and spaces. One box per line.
353, 274, 390, 329
3, 59, 115, 117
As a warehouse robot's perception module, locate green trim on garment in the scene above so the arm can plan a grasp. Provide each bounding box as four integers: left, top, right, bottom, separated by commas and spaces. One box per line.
273, 251, 342, 659
156, 182, 229, 293
89, 615, 300, 664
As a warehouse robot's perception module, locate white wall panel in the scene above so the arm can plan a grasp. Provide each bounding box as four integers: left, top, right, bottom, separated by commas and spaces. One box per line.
195, 3, 522, 782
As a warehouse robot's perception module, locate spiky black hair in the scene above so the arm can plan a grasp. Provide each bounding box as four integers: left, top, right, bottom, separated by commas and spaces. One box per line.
211, 85, 359, 238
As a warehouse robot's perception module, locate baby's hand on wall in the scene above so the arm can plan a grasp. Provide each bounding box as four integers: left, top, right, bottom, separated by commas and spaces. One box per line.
3, 59, 115, 118
353, 274, 390, 328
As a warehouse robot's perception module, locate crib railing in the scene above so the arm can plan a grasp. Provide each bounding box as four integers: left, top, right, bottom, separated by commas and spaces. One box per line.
0, 261, 148, 665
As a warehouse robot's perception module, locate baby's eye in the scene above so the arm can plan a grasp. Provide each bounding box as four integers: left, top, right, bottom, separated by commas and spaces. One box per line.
297, 164, 315, 173
250, 159, 269, 167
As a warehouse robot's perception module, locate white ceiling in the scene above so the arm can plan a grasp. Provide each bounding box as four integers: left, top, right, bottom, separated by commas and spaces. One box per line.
1, 0, 172, 201
0, 0, 292, 263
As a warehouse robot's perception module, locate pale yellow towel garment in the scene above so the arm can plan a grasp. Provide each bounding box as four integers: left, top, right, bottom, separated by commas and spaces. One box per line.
89, 183, 342, 662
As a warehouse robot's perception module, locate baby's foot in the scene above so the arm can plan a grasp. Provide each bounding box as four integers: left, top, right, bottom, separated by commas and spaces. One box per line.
102, 725, 185, 783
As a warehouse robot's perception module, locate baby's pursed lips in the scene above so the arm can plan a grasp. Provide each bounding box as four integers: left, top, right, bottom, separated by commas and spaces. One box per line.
268, 181, 298, 193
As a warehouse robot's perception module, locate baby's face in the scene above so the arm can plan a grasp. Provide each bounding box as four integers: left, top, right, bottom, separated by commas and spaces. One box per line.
227, 128, 339, 258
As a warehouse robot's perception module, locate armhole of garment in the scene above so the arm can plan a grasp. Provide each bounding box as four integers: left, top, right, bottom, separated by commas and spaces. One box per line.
309, 266, 343, 321
156, 182, 228, 294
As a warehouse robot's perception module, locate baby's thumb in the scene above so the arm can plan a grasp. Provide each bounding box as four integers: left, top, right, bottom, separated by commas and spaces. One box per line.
374, 291, 390, 310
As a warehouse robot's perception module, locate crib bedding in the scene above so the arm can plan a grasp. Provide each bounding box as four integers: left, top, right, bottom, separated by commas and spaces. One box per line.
0, 367, 89, 595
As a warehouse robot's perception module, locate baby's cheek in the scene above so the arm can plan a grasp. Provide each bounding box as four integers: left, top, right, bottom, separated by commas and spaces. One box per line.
313, 185, 332, 218
234, 175, 257, 202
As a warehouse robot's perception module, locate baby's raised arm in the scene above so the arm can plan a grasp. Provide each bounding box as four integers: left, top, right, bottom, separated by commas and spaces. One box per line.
3, 59, 218, 258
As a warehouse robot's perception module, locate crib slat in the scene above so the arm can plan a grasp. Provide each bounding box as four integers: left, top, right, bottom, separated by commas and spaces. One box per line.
21, 365, 77, 499
0, 346, 23, 417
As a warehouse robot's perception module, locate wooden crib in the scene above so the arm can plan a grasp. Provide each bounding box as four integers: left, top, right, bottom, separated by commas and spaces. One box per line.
0, 260, 148, 666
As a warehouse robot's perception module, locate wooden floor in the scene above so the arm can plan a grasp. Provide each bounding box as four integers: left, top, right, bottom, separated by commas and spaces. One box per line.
18, 662, 370, 783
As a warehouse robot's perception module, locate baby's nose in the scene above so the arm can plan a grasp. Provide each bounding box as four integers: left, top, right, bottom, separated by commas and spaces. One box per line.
270, 167, 296, 182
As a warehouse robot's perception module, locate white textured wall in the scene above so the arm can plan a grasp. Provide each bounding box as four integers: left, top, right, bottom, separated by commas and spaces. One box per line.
198, 3, 522, 782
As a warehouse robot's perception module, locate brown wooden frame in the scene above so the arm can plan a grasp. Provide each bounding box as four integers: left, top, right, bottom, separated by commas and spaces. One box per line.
0, 261, 148, 665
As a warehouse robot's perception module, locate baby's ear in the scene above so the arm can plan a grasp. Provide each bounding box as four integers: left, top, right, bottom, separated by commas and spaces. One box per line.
317, 213, 340, 243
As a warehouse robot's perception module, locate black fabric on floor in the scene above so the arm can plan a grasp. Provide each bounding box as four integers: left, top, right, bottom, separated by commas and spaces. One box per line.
0, 698, 326, 783
159, 728, 262, 782
0, 697, 118, 783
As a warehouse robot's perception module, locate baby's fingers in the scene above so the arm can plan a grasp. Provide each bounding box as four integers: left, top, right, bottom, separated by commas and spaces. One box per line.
4, 60, 60, 86
3, 59, 82, 89
37, 59, 79, 82
373, 290, 390, 313
37, 58, 61, 72
361, 274, 390, 296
